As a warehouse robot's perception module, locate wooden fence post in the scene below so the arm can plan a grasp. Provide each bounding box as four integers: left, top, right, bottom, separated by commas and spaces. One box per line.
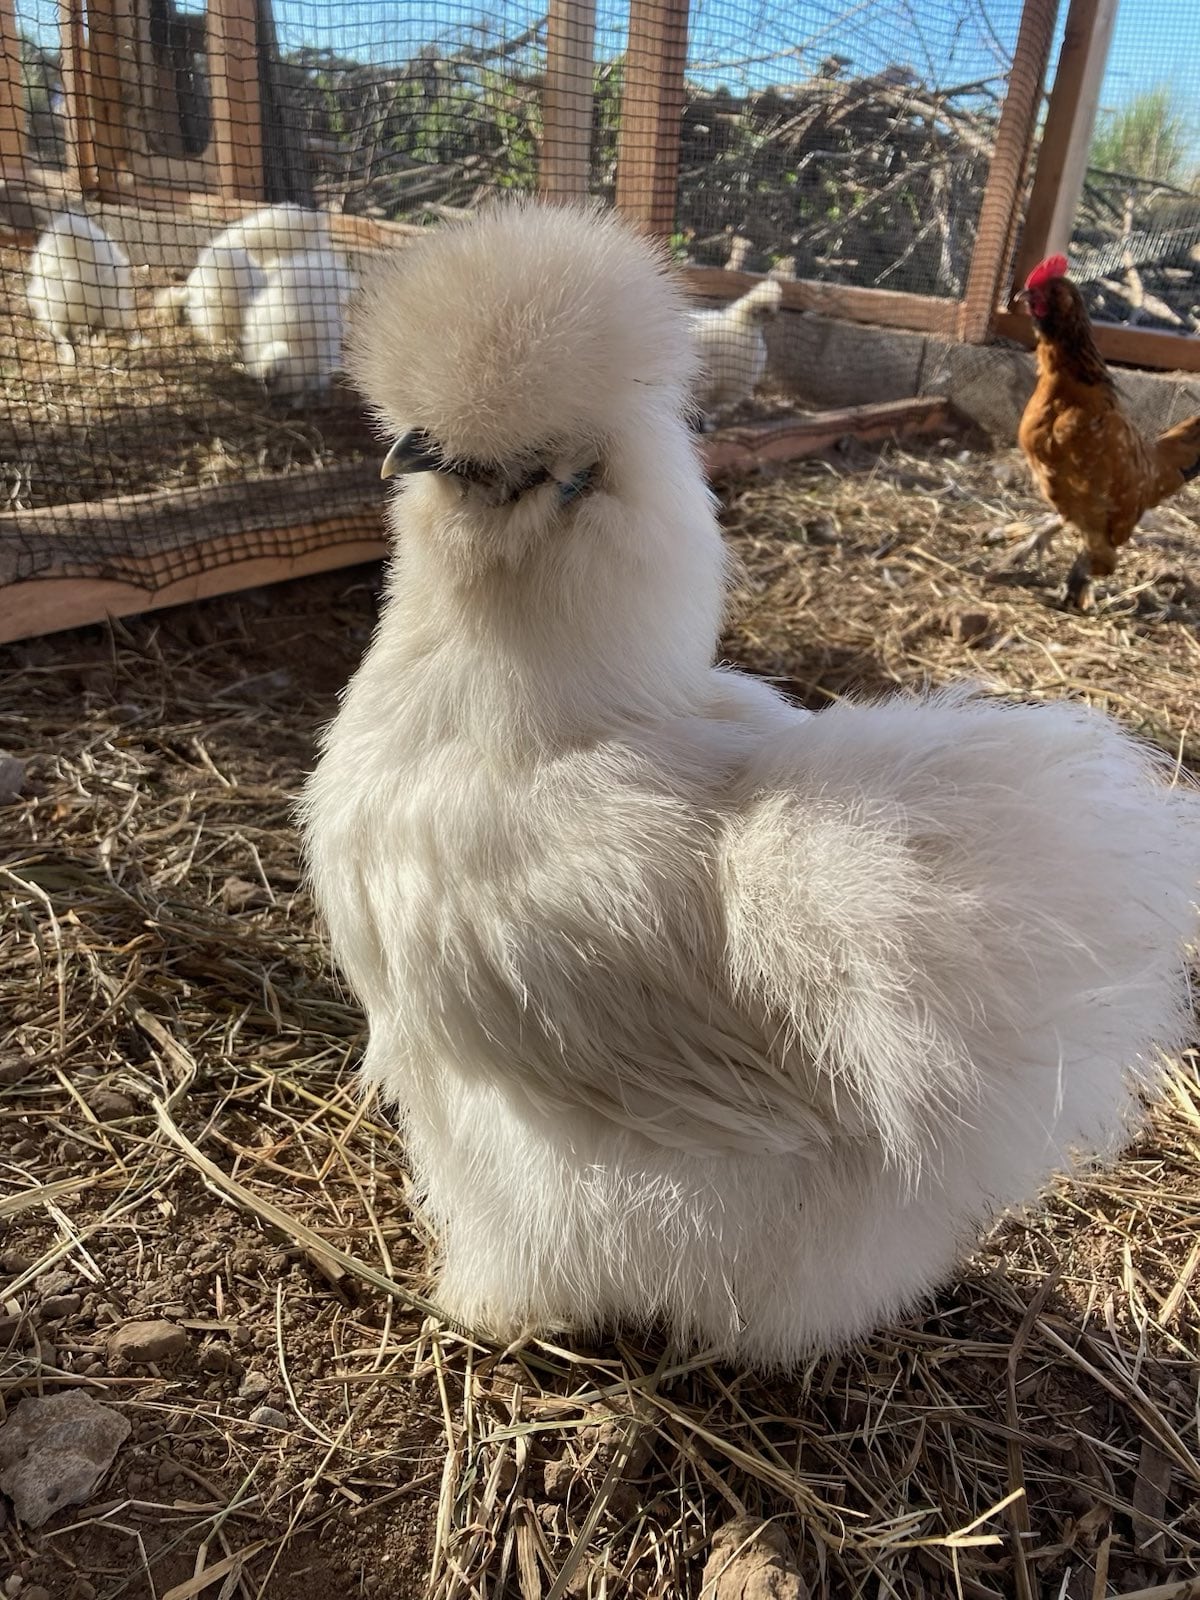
615, 0, 688, 236
0, 0, 26, 179
58, 0, 132, 196
958, 0, 1060, 342
208, 0, 266, 202
541, 0, 597, 198
59, 1, 99, 191
1011, 0, 1118, 288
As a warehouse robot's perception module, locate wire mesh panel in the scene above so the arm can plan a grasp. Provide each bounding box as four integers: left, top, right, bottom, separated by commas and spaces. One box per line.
0, 0, 1060, 639
0, 0, 614, 638
676, 0, 1031, 298
1061, 6, 1200, 336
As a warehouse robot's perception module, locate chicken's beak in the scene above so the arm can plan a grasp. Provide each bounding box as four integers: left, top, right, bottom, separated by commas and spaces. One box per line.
381, 429, 444, 480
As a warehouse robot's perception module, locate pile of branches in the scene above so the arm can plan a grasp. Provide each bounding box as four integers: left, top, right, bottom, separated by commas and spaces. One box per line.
676, 67, 1003, 296
278, 25, 550, 216
1069, 170, 1200, 334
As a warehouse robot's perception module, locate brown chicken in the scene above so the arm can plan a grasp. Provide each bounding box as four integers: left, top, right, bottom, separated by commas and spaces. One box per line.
1012, 253, 1200, 608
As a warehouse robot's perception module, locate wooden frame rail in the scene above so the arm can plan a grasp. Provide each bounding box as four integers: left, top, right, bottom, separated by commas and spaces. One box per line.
541, 0, 598, 199
0, 0, 25, 180
959, 0, 1059, 341
683, 267, 959, 337
207, 0, 265, 202
1011, 0, 1118, 288
614, 0, 688, 234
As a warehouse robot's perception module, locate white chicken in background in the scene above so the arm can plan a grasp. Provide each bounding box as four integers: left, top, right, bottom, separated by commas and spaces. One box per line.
155, 241, 267, 348
689, 275, 783, 423
209, 202, 332, 269
302, 200, 1200, 1370
241, 249, 357, 401
27, 212, 138, 364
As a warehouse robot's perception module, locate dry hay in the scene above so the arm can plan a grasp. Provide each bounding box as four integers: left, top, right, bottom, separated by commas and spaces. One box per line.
0, 243, 372, 513
2, 437, 1199, 1600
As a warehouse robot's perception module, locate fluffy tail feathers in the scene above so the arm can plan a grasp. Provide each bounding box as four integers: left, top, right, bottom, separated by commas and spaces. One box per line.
1152, 413, 1200, 501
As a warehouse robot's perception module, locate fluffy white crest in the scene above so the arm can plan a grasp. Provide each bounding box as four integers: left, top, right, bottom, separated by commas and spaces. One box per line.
347, 197, 701, 467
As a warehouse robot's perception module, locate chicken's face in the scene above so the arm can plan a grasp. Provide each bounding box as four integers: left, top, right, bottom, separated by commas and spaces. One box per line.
348, 200, 700, 523
1014, 254, 1083, 338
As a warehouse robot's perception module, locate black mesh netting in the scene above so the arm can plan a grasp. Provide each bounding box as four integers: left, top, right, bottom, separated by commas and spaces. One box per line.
3, 0, 1177, 631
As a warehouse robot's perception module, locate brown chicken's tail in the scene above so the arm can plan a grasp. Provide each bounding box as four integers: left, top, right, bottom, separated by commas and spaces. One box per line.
1150, 413, 1200, 503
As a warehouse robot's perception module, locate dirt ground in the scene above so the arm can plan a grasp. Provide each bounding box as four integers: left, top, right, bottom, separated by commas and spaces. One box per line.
2, 437, 1199, 1600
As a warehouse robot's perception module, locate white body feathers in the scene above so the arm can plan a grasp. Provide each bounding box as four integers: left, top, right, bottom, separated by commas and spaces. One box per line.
690, 277, 782, 417
27, 212, 137, 361
209, 203, 332, 269
303, 202, 1200, 1368
157, 241, 267, 348
240, 250, 356, 399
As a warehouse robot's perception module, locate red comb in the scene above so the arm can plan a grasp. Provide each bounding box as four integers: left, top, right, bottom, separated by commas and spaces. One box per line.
1025, 253, 1069, 290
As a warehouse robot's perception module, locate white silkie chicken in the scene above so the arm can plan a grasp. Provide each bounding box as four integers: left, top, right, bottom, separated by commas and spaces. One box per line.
27, 212, 138, 364
156, 241, 267, 348
690, 276, 782, 422
240, 249, 356, 401
209, 202, 332, 269
302, 200, 1200, 1369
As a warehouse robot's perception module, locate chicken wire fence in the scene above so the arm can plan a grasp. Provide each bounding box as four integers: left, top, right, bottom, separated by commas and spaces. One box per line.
677, 0, 1029, 294
1059, 7, 1200, 339
0, 0, 1174, 639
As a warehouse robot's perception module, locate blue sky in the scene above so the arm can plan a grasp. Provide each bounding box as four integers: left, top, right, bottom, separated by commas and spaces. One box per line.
13, 0, 1195, 117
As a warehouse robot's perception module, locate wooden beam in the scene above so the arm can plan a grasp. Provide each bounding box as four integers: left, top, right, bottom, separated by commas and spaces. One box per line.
541, 0, 597, 200
1011, 0, 1118, 290
959, 0, 1060, 343
683, 267, 961, 337
614, 0, 688, 236
994, 308, 1200, 374
84, 0, 134, 199
57, 0, 131, 195
0, 0, 26, 180
207, 0, 265, 202
701, 399, 957, 478
59, 1, 99, 192
0, 460, 387, 643
0, 538, 387, 645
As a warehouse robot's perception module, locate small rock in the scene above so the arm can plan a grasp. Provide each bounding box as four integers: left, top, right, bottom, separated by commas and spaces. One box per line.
21, 1589, 48, 1600
87, 1089, 136, 1122
199, 1343, 233, 1374
0, 1391, 131, 1529
156, 1459, 182, 1485
248, 1405, 289, 1430
0, 1058, 35, 1088
107, 1319, 189, 1365
33, 1270, 74, 1299
949, 609, 990, 646
39, 1294, 81, 1321
543, 1458, 575, 1500
702, 1518, 808, 1600
0, 1251, 33, 1276
238, 1371, 271, 1402
800, 515, 839, 545
0, 755, 26, 806
220, 876, 268, 912
3, 1576, 20, 1596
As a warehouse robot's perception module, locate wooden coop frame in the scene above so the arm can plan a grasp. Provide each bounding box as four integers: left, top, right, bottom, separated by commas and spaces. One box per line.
0, 0, 1194, 643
